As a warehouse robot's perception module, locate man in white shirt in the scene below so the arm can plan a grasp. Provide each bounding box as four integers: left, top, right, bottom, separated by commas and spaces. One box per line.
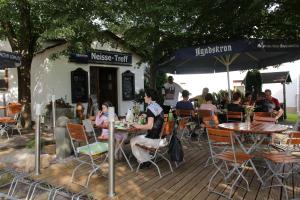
162, 76, 183, 113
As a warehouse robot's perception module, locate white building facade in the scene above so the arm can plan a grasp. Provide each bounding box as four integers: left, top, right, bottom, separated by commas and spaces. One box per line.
1, 37, 147, 119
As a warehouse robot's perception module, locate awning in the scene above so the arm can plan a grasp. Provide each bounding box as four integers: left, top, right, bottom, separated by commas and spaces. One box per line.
242, 71, 292, 84
261, 71, 292, 84
0, 51, 21, 69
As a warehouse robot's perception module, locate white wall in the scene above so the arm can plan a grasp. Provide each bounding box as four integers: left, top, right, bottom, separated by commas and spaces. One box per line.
30, 42, 146, 120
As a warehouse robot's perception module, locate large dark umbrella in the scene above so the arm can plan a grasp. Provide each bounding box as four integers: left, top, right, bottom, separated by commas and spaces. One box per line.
159, 39, 300, 99
0, 50, 21, 69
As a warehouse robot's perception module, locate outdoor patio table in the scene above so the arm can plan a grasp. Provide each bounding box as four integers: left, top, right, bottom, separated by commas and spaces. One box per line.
114, 124, 144, 171
218, 122, 287, 153
218, 122, 287, 184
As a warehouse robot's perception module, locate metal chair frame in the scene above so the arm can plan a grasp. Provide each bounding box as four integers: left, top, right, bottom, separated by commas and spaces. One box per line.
262, 131, 300, 200
67, 123, 108, 187
136, 121, 175, 178
175, 109, 199, 147
207, 128, 257, 199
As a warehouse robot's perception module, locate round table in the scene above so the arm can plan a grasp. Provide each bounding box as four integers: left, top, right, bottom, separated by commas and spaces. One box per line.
218, 122, 288, 154
217, 122, 288, 185
218, 122, 287, 134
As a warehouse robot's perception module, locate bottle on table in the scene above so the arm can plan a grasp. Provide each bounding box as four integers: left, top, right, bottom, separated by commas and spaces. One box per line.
168, 109, 174, 121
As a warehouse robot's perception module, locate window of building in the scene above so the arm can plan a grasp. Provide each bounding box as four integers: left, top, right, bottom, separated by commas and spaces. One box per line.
0, 69, 8, 91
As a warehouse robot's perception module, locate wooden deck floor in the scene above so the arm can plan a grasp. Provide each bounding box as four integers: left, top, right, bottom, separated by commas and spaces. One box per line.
39, 144, 300, 200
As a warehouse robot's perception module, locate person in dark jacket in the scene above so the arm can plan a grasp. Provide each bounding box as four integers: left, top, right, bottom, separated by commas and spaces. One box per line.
176, 90, 194, 110
131, 88, 165, 167
254, 92, 272, 112
227, 92, 244, 113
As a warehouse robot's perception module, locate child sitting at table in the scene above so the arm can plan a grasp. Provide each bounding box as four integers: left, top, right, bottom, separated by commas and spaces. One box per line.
95, 101, 126, 160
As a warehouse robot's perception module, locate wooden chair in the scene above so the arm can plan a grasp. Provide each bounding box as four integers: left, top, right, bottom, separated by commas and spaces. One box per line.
202, 115, 219, 128
253, 112, 275, 122
253, 115, 276, 123
176, 109, 195, 118
6, 102, 22, 116
252, 115, 276, 146
67, 123, 108, 187
226, 111, 243, 122
82, 119, 99, 142
197, 109, 213, 124
253, 112, 272, 118
175, 109, 196, 141
207, 128, 255, 199
135, 121, 175, 178
261, 131, 300, 199
0, 103, 23, 138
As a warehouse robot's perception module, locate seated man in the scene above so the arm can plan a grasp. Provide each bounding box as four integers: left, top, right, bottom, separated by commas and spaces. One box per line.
176, 90, 196, 134
254, 92, 282, 144
255, 91, 283, 121
176, 90, 194, 111
190, 87, 209, 108
265, 89, 284, 121
254, 92, 271, 113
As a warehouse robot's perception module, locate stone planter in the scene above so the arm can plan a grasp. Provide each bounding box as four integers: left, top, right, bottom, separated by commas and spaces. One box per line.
44, 107, 74, 129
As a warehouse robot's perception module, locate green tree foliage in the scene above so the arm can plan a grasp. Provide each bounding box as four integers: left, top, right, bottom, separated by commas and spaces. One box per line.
0, 0, 110, 126
257, 0, 300, 39
1, 0, 299, 125
245, 69, 262, 98
104, 0, 194, 87
105, 0, 300, 88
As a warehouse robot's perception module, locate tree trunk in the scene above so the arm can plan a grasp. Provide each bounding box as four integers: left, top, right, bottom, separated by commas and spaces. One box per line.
149, 64, 157, 88
18, 57, 32, 128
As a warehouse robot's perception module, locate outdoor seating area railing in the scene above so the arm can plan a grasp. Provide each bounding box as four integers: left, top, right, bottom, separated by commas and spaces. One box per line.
0, 168, 95, 199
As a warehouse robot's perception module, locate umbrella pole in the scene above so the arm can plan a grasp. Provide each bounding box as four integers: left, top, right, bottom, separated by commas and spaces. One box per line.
282, 82, 287, 119
226, 64, 231, 101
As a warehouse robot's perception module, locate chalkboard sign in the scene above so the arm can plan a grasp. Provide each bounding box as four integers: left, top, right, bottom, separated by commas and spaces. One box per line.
122, 70, 135, 100
71, 68, 88, 103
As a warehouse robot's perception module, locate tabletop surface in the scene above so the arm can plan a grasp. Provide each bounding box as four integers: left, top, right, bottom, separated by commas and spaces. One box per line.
218, 122, 288, 134
114, 124, 140, 133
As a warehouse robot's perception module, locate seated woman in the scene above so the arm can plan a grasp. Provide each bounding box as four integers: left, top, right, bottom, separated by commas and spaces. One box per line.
226, 92, 244, 122
95, 101, 126, 159
242, 92, 255, 106
130, 88, 164, 168
199, 93, 218, 114
227, 92, 244, 113
219, 92, 229, 109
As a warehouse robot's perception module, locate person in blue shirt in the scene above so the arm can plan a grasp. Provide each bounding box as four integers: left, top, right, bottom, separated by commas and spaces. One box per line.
176, 90, 194, 110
